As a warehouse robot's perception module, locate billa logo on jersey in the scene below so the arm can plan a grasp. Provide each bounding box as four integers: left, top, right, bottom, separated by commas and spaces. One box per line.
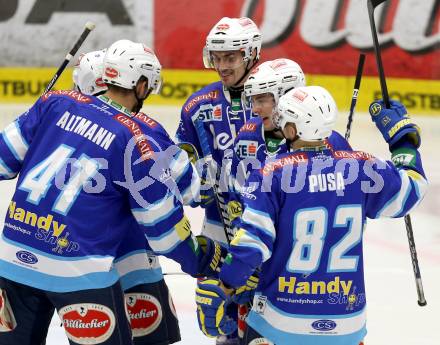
125, 293, 163, 337
236, 140, 258, 158
104, 67, 119, 79
59, 303, 115, 345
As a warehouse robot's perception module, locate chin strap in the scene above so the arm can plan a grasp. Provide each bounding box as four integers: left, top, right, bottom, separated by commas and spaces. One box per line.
231, 58, 258, 89
132, 88, 152, 114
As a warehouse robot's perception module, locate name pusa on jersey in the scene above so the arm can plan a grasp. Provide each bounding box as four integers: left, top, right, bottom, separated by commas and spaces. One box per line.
309, 172, 345, 193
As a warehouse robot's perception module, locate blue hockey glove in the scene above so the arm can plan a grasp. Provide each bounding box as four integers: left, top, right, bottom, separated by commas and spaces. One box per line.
369, 100, 420, 148
197, 235, 228, 277
196, 278, 237, 338
231, 272, 259, 305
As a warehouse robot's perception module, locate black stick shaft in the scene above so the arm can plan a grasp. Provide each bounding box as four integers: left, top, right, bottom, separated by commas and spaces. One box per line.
345, 53, 366, 141
367, 0, 390, 108
367, 0, 427, 307
44, 22, 95, 94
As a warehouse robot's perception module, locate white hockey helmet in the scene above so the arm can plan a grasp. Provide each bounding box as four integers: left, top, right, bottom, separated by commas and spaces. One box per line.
73, 49, 107, 96
244, 58, 306, 104
103, 39, 162, 94
203, 17, 262, 69
276, 86, 337, 141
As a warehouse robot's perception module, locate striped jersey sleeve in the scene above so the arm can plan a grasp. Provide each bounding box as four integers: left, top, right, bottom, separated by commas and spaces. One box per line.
116, 121, 202, 276
0, 102, 44, 179
365, 145, 427, 219
220, 171, 280, 288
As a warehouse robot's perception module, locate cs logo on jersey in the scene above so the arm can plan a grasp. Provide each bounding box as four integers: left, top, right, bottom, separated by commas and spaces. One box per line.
236, 140, 258, 158
311, 319, 337, 331
16, 250, 38, 264
369, 102, 382, 116
196, 104, 222, 122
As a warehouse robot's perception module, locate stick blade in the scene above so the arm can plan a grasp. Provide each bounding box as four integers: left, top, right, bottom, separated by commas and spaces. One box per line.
370, 0, 388, 8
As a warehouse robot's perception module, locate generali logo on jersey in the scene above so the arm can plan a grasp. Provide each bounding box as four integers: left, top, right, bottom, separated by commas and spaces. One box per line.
59, 303, 115, 344
42, 90, 91, 103
125, 293, 163, 337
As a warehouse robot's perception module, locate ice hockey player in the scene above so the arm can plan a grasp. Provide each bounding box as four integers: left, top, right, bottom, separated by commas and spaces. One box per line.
175, 16, 263, 345
230, 58, 352, 228
176, 16, 262, 245
72, 49, 200, 344
227, 58, 354, 341
195, 86, 426, 345
0, 40, 222, 345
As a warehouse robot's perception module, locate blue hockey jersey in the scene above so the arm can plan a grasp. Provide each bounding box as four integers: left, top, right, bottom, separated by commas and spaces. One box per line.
0, 90, 202, 293
220, 145, 427, 345
113, 111, 200, 291
230, 116, 352, 230
175, 81, 256, 244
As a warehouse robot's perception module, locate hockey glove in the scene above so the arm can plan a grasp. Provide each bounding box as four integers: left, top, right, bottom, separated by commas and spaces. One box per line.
197, 235, 228, 277
369, 100, 420, 149
196, 278, 237, 338
231, 272, 259, 305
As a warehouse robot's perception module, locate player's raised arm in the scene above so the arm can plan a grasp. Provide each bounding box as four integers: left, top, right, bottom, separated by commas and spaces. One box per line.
365, 99, 427, 219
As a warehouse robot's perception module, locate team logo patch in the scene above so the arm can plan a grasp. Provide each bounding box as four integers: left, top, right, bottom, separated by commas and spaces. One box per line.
126, 293, 163, 337
249, 338, 274, 345
59, 303, 115, 344
369, 102, 382, 116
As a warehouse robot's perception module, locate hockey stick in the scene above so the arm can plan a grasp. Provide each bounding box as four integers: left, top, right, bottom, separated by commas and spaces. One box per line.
345, 53, 366, 140
194, 119, 234, 244
44, 21, 96, 94
367, 0, 427, 307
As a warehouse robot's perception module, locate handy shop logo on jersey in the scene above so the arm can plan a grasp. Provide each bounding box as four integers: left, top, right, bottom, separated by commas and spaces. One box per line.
8, 202, 80, 254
